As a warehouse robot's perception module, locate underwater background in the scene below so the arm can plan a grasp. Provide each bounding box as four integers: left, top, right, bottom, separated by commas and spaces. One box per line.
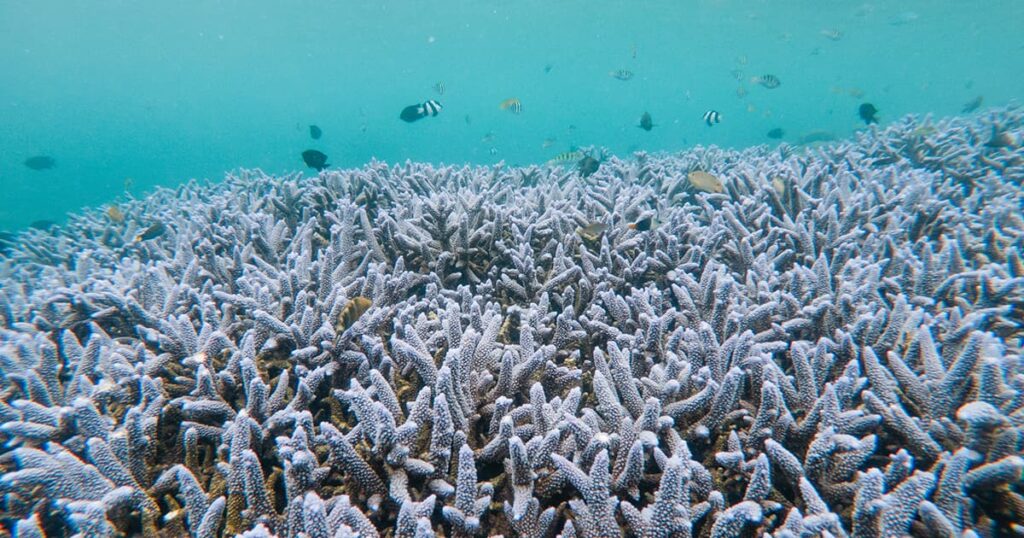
1, 0, 1022, 230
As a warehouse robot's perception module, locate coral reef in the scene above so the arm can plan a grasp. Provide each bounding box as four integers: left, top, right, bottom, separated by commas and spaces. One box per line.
0, 107, 1022, 537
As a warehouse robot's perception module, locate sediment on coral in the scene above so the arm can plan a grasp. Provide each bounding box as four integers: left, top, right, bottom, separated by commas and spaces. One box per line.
0, 107, 1022, 537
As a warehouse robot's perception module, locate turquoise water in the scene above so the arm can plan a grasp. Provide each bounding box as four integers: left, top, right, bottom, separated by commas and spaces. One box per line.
1, 0, 1021, 230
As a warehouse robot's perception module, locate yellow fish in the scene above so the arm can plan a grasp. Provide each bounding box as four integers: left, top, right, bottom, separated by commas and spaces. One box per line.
548, 150, 584, 164
499, 98, 523, 114
336, 296, 372, 334
106, 205, 125, 223
687, 171, 725, 193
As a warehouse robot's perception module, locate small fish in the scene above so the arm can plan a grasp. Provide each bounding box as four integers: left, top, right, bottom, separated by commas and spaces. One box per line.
687, 171, 724, 193
499, 98, 523, 114
766, 127, 785, 139
548, 150, 584, 164
631, 43, 638, 59
481, 131, 497, 144
106, 205, 125, 223
24, 155, 55, 170
578, 156, 600, 178
576, 222, 608, 243
627, 215, 654, 231
847, 88, 865, 99
820, 28, 843, 40
488, 147, 499, 156
464, 115, 471, 125
336, 296, 372, 334
639, 111, 654, 131
541, 138, 557, 149
309, 125, 322, 139
609, 69, 634, 81
29, 220, 57, 231
736, 86, 749, 98
703, 110, 722, 127
750, 74, 781, 89
799, 130, 837, 144
432, 81, 446, 95
858, 103, 879, 125
134, 222, 166, 243
124, 177, 134, 192
985, 126, 1020, 149
301, 149, 330, 171
961, 95, 983, 113
400, 99, 443, 123
544, 63, 553, 74
736, 55, 748, 65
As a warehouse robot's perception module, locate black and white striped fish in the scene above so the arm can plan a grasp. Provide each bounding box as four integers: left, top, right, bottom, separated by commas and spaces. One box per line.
750, 74, 781, 89
703, 110, 721, 127
399, 99, 443, 123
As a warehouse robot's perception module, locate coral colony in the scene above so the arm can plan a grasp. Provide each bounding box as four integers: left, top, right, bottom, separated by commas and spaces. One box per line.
1, 108, 1023, 538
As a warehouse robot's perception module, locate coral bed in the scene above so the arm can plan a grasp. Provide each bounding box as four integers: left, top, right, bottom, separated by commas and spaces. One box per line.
0, 108, 1022, 537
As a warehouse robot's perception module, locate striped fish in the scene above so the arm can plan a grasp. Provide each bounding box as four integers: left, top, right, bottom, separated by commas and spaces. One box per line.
703, 110, 721, 127
548, 150, 584, 164
609, 69, 634, 81
422, 99, 442, 116
499, 98, 523, 114
751, 74, 781, 89
432, 81, 446, 95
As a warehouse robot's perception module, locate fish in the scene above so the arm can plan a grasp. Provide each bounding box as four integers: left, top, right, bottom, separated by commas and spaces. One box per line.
336, 296, 372, 334
541, 138, 557, 149
400, 99, 443, 123
609, 69, 634, 81
858, 103, 879, 125
544, 63, 553, 74
488, 147, 499, 156
627, 215, 654, 231
767, 127, 785, 139
301, 149, 330, 171
639, 112, 654, 131
736, 86, 749, 98
703, 110, 722, 127
106, 205, 125, 223
687, 171, 724, 193
576, 222, 608, 243
961, 96, 983, 113
481, 131, 497, 144
548, 150, 584, 164
499, 98, 523, 114
432, 81, 446, 95
134, 222, 166, 242
799, 130, 837, 145
309, 125, 322, 139
24, 155, 55, 170
29, 220, 56, 231
985, 126, 1020, 149
820, 28, 843, 40
750, 74, 781, 89
124, 177, 134, 192
578, 156, 600, 178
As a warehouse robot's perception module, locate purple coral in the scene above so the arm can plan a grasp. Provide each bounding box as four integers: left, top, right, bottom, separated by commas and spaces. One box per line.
0, 107, 1022, 536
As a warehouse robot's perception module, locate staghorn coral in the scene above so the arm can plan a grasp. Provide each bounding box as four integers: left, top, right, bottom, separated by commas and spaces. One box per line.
0, 107, 1022, 537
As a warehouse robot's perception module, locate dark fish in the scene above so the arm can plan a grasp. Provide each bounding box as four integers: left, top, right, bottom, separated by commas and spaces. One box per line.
578, 156, 600, 178
336, 296, 372, 334
767, 127, 785, 139
134, 222, 166, 242
24, 155, 55, 170
309, 125, 322, 139
628, 215, 654, 231
858, 103, 879, 125
703, 110, 721, 127
29, 220, 56, 231
985, 126, 1020, 149
302, 149, 330, 171
639, 112, 654, 131
400, 99, 443, 123
961, 96, 983, 113
544, 63, 553, 74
